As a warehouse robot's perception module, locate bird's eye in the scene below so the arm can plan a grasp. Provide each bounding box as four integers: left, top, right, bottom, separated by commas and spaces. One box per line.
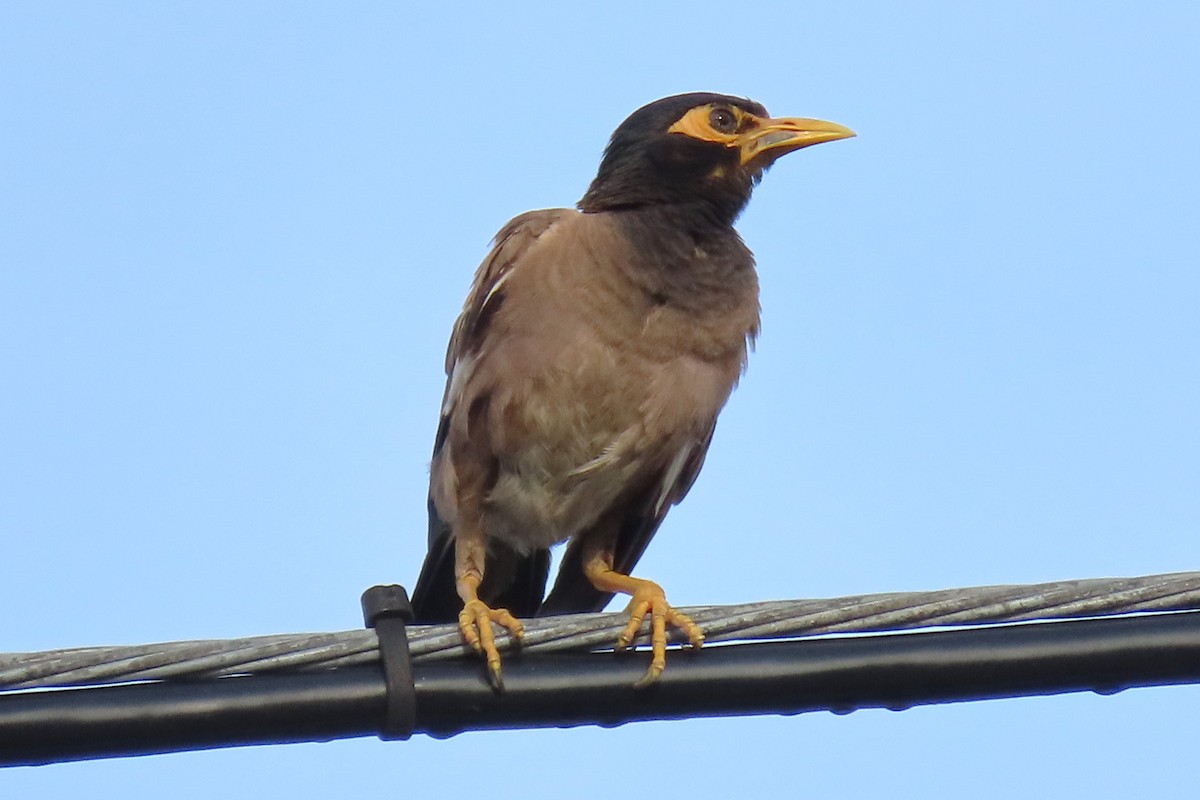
708, 107, 738, 134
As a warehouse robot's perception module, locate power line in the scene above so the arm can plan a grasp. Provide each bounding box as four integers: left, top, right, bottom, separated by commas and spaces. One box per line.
5, 571, 1198, 690
2, 572, 1199, 766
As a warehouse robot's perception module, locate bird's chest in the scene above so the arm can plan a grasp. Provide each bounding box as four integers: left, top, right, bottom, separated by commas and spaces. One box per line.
494, 256, 753, 456
474, 224, 758, 546
481, 292, 751, 548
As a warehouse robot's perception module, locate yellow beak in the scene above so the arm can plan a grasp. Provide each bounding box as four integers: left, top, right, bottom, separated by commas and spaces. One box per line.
738, 117, 856, 165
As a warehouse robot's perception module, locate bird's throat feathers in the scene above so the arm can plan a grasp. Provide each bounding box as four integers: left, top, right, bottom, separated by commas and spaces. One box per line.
578, 156, 759, 230
604, 204, 759, 316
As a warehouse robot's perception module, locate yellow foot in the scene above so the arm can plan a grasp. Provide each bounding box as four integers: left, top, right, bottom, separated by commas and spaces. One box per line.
458, 599, 525, 691
615, 580, 704, 688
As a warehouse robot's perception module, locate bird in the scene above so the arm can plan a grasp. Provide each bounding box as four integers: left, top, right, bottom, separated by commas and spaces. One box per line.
410, 92, 853, 688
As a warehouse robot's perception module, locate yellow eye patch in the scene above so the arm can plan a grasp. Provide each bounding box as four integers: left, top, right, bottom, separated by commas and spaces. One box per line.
667, 104, 760, 145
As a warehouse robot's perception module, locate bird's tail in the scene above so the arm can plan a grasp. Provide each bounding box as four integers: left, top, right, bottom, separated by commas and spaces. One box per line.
410, 497, 463, 622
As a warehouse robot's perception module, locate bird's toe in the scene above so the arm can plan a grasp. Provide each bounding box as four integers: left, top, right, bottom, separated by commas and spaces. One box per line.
458, 599, 524, 691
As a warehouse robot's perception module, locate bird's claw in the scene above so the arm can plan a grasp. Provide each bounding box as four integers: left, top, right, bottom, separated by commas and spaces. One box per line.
458, 599, 524, 691
616, 580, 704, 688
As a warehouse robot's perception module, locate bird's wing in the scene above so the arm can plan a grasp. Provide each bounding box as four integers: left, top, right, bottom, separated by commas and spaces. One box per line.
410, 209, 570, 623
539, 422, 717, 615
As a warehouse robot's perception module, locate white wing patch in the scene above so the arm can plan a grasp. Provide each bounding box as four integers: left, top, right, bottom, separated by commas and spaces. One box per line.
653, 443, 694, 515
441, 351, 477, 417
480, 266, 514, 311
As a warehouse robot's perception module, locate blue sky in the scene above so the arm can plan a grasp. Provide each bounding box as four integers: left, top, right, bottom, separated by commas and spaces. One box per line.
2, 2, 1198, 796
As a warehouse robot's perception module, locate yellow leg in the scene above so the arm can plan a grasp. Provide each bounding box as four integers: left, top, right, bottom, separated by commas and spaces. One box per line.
582, 545, 704, 688
455, 528, 524, 690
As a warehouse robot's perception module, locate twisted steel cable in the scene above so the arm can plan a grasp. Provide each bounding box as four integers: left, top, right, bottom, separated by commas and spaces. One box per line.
3, 571, 1198, 691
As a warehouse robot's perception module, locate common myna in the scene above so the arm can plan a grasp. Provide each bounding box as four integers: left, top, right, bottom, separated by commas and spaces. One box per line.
411, 92, 853, 688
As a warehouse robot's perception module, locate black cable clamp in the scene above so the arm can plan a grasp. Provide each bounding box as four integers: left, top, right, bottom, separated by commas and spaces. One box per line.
360, 584, 417, 740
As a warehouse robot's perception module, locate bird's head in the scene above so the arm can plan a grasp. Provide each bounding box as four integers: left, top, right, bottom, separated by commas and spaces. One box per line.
578, 92, 854, 226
